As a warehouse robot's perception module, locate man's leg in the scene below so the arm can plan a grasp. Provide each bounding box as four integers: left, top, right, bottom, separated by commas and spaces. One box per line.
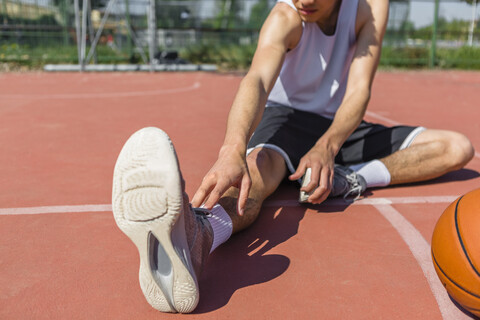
333, 127, 474, 200
379, 129, 474, 184
112, 128, 289, 313
218, 147, 288, 234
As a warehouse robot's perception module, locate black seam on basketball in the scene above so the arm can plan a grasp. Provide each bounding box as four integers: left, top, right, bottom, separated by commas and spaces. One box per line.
455, 196, 480, 279
432, 248, 480, 299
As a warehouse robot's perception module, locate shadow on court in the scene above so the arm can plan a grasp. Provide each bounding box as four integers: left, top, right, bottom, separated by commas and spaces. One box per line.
426, 168, 480, 184
450, 295, 480, 320
193, 166, 480, 313
194, 192, 305, 313
193, 182, 361, 313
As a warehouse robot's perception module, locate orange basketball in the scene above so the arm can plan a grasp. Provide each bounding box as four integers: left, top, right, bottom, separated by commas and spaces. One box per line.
431, 188, 480, 317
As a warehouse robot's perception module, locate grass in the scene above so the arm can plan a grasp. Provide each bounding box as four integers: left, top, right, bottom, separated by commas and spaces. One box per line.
0, 43, 130, 69
1, 42, 480, 71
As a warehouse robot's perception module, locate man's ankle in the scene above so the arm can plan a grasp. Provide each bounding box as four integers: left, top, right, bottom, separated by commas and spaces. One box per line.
202, 205, 233, 253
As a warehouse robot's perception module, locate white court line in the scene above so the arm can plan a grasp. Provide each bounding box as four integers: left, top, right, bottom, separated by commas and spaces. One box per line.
365, 111, 400, 126
264, 195, 458, 208
0, 81, 201, 100
0, 196, 458, 215
373, 204, 471, 320
0, 204, 112, 215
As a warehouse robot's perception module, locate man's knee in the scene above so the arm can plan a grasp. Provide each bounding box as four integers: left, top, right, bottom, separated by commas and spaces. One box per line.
246, 148, 287, 189
413, 130, 474, 169
446, 132, 475, 169
247, 148, 282, 170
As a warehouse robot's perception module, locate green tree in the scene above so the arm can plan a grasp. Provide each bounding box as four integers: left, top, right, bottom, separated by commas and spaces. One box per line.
157, 0, 194, 28
214, 0, 243, 29
413, 18, 472, 41
248, 0, 270, 29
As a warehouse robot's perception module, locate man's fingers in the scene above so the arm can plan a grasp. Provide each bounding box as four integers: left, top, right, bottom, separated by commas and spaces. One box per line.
289, 162, 307, 181
191, 181, 215, 208
201, 175, 236, 209
308, 167, 332, 203
303, 166, 320, 193
202, 187, 224, 210
237, 175, 252, 216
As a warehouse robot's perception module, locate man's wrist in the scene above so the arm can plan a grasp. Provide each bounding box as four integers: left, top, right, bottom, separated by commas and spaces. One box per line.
314, 136, 340, 157
219, 143, 246, 158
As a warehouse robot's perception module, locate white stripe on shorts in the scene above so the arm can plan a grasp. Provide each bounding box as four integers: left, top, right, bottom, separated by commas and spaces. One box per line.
399, 127, 426, 150
247, 143, 297, 175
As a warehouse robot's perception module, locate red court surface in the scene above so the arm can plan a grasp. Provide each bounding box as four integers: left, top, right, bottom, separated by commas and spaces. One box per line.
0, 70, 479, 319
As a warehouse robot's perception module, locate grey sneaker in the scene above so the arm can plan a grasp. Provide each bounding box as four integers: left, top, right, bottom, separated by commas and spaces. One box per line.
299, 165, 367, 202
329, 165, 367, 200
112, 127, 213, 313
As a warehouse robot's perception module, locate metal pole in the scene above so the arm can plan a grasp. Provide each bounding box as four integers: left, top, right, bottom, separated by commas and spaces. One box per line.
81, 0, 88, 70
125, 0, 133, 58
429, 0, 439, 68
468, 0, 477, 46
62, 0, 70, 46
222, 0, 232, 29
125, 22, 148, 63
85, 0, 117, 63
148, 0, 157, 71
87, 0, 97, 63
17, 0, 24, 44
74, 0, 82, 65
34, 0, 41, 46
2, 0, 8, 25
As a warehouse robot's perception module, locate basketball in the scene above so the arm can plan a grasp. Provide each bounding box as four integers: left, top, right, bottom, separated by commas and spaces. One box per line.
431, 188, 480, 317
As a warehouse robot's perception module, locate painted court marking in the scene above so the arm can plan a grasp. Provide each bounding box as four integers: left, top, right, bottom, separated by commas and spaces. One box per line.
0, 204, 112, 215
365, 110, 400, 127
373, 204, 471, 320
0, 195, 458, 215
264, 195, 459, 208
0, 81, 201, 100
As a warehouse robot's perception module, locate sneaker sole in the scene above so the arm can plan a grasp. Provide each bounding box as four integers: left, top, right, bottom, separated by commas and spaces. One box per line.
112, 127, 199, 313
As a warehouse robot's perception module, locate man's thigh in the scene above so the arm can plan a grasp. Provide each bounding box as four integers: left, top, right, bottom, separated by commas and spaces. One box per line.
408, 128, 462, 146
247, 106, 332, 173
408, 128, 474, 166
336, 122, 425, 166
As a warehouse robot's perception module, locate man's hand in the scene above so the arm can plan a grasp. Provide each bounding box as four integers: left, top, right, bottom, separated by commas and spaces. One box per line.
289, 145, 335, 204
192, 146, 252, 216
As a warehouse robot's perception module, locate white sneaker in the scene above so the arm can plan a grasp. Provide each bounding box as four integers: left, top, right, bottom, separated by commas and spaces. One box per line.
112, 127, 212, 313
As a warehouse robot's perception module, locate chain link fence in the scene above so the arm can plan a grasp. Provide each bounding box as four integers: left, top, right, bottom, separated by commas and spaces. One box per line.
0, 0, 479, 68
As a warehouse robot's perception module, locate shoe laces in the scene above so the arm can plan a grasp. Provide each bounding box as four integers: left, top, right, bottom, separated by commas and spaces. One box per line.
343, 171, 364, 201
191, 206, 211, 226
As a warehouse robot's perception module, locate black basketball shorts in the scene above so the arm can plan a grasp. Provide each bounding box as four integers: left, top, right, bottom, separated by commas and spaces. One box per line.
247, 106, 425, 174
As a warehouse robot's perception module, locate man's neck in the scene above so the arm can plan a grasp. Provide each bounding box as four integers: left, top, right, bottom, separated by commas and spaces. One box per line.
316, 0, 342, 35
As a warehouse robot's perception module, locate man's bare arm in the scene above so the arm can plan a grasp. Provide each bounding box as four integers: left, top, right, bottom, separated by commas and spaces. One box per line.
290, 0, 389, 203
192, 4, 302, 214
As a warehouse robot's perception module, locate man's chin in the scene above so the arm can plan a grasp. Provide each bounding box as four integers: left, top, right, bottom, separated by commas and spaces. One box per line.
298, 14, 319, 23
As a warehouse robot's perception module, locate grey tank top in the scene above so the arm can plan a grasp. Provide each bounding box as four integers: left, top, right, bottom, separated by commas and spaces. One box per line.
266, 0, 359, 119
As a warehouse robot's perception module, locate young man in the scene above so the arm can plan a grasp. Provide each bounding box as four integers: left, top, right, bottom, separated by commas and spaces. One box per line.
112, 0, 474, 313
